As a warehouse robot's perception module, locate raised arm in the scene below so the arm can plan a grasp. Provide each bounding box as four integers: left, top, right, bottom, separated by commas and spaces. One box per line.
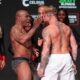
11, 18, 42, 45
70, 31, 78, 62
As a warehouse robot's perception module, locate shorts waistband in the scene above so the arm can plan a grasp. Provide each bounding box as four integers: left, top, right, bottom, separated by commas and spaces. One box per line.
50, 53, 70, 57
51, 53, 70, 55
12, 57, 30, 62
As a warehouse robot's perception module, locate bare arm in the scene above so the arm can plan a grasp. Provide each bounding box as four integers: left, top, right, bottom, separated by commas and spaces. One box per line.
12, 18, 42, 44
40, 28, 51, 70
70, 31, 78, 61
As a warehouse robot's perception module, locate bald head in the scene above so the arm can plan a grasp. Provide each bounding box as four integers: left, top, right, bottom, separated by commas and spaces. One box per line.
15, 9, 31, 28
16, 10, 29, 18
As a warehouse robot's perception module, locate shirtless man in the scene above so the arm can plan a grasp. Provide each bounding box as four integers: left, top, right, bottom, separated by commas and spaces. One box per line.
10, 10, 42, 80
37, 6, 78, 80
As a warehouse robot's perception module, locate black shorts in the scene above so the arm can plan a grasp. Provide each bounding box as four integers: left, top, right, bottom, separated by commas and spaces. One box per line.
12, 57, 30, 71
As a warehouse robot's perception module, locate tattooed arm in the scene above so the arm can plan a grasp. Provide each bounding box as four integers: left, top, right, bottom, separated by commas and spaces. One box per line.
37, 28, 51, 77
70, 31, 78, 62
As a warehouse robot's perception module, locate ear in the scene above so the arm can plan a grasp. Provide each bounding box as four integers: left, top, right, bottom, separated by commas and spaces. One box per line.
17, 16, 22, 22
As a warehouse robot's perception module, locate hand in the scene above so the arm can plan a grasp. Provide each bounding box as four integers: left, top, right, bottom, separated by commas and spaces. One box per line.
37, 63, 45, 77
72, 63, 77, 74
37, 68, 44, 77
33, 17, 42, 28
33, 48, 39, 57
38, 38, 43, 46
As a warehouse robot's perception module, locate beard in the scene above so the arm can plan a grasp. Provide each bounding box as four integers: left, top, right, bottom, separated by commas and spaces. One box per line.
22, 21, 31, 31
24, 26, 31, 32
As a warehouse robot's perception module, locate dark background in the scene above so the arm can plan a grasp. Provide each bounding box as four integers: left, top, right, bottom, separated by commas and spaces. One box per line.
0, 0, 80, 80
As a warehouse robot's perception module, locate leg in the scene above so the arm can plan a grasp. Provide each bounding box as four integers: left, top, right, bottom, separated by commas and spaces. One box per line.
60, 70, 75, 80
16, 61, 32, 80
41, 60, 59, 80
60, 57, 75, 80
41, 54, 65, 80
41, 73, 59, 80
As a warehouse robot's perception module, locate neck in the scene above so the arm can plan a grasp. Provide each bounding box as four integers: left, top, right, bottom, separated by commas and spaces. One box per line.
49, 16, 58, 25
16, 19, 22, 25
15, 21, 22, 30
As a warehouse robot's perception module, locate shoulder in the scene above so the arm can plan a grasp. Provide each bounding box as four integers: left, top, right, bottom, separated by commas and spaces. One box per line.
42, 26, 49, 34
42, 26, 50, 37
10, 25, 17, 35
60, 22, 71, 31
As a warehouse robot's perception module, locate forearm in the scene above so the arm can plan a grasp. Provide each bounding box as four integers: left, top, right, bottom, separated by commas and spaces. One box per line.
39, 29, 51, 69
16, 26, 38, 44
26, 17, 43, 39
72, 45, 78, 61
26, 25, 38, 39
40, 55, 49, 69
40, 50, 49, 70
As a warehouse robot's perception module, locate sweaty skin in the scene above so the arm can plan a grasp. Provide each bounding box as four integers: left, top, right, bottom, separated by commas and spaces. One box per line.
10, 10, 42, 80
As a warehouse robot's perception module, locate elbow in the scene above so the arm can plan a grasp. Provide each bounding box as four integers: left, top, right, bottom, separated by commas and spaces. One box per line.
71, 43, 78, 50
74, 44, 78, 51
21, 41, 27, 45
21, 40, 26, 44
19, 39, 27, 44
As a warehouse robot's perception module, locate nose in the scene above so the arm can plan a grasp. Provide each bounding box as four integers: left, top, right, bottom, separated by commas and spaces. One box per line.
40, 14, 44, 17
40, 14, 45, 19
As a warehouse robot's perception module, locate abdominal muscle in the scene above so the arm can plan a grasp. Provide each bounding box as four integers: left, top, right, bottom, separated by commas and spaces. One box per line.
12, 43, 32, 59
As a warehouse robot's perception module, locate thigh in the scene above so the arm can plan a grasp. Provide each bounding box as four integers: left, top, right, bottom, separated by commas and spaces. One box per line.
60, 70, 75, 80
41, 63, 59, 80
60, 59, 75, 80
16, 61, 32, 80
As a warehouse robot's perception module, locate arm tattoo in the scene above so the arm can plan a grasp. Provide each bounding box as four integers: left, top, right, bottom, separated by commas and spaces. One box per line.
40, 29, 51, 69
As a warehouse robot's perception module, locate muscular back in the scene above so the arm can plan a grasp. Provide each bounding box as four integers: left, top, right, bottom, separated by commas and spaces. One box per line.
47, 22, 71, 54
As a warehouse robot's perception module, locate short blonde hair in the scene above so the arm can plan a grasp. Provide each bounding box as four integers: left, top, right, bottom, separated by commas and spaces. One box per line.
45, 6, 57, 15
38, 5, 50, 12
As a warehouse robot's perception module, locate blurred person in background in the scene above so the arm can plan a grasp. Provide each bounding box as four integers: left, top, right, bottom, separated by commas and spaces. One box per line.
0, 25, 6, 70
57, 8, 79, 80
57, 8, 69, 25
